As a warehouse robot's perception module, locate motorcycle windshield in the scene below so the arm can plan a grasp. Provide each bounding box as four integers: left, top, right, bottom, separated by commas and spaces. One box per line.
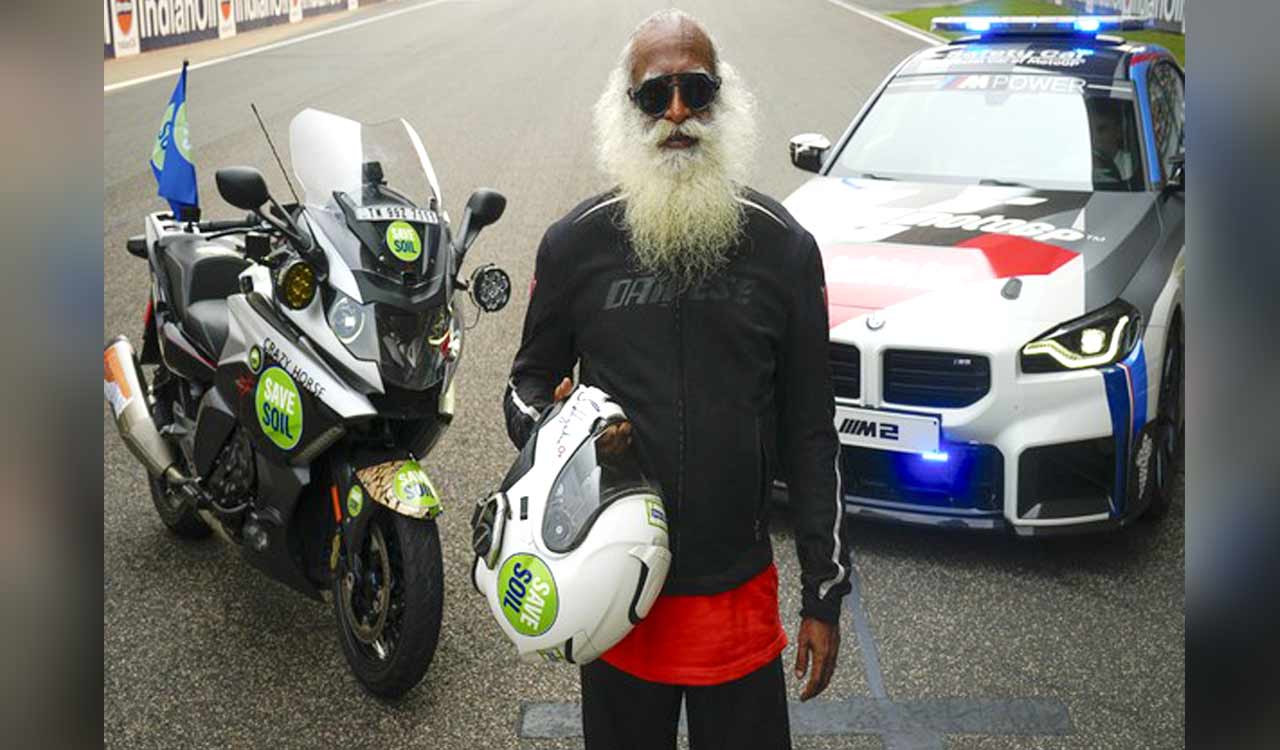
290, 109, 452, 390
290, 109, 446, 282
541, 430, 658, 554
290, 108, 441, 213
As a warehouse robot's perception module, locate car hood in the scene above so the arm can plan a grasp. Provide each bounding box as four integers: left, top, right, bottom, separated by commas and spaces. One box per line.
783, 177, 1160, 328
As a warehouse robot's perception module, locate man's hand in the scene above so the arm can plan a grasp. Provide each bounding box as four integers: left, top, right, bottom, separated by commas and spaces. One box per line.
794, 617, 840, 701
552, 377, 632, 454
552, 377, 574, 403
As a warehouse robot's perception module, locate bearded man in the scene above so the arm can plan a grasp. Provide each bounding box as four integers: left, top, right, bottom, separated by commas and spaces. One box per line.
503, 10, 849, 749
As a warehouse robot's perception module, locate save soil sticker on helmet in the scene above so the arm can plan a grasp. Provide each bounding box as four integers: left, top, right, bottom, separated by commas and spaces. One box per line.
385, 221, 422, 262
347, 485, 364, 518
255, 367, 302, 450
498, 554, 559, 637
394, 460, 440, 515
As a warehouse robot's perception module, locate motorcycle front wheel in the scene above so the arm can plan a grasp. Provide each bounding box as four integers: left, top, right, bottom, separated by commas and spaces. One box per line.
332, 507, 444, 700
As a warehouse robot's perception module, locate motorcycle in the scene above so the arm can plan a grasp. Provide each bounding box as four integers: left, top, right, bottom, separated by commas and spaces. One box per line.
104, 108, 512, 698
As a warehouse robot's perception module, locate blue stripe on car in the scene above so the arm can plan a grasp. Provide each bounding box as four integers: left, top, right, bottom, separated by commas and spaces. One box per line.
1102, 343, 1148, 516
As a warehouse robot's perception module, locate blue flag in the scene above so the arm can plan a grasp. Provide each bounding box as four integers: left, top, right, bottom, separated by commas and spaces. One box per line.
150, 62, 198, 217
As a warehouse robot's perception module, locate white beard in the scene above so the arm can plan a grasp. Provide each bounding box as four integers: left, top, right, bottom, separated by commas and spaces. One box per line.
593, 62, 758, 289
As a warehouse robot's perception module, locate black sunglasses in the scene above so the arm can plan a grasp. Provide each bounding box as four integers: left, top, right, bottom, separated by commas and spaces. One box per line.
627, 72, 721, 118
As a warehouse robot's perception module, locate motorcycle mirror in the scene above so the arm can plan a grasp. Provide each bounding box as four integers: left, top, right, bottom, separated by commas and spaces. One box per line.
469, 264, 511, 313
453, 188, 507, 266
216, 166, 272, 211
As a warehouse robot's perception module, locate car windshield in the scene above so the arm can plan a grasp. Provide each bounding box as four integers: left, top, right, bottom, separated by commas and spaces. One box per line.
830, 74, 1144, 192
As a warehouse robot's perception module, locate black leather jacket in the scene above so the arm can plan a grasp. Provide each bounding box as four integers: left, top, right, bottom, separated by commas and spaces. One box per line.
504, 188, 850, 623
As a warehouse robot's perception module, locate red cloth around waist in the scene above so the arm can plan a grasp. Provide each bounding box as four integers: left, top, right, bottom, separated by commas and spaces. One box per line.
600, 562, 787, 686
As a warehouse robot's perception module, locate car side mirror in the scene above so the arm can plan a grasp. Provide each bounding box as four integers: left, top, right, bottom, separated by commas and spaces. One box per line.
454, 188, 507, 266
1166, 154, 1185, 192
216, 166, 272, 211
789, 133, 831, 173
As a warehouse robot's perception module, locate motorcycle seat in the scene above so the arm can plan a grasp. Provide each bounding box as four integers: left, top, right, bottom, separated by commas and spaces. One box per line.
160, 235, 249, 319
183, 300, 230, 359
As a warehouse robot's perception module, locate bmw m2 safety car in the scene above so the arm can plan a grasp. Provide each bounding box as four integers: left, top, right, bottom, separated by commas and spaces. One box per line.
782, 16, 1184, 534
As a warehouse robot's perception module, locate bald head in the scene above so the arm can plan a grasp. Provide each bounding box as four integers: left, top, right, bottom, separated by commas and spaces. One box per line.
625, 10, 718, 87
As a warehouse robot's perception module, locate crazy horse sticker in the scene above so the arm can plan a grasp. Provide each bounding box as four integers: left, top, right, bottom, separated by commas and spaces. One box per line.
498, 554, 559, 637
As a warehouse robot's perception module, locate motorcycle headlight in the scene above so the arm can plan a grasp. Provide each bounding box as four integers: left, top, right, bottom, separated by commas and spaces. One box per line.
1021, 300, 1143, 373
326, 293, 379, 360
276, 260, 318, 310
330, 295, 366, 343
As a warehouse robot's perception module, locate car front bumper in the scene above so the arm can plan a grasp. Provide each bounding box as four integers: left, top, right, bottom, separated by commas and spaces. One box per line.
818, 333, 1153, 535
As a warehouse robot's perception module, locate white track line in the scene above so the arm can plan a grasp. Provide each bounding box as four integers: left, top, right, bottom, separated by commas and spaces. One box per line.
104, 0, 453, 94
822, 0, 947, 46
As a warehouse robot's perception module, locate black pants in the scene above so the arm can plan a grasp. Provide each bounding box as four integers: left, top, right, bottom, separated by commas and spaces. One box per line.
580, 656, 792, 750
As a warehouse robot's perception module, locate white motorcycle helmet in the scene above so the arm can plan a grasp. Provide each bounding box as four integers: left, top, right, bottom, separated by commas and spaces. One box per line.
471, 385, 671, 664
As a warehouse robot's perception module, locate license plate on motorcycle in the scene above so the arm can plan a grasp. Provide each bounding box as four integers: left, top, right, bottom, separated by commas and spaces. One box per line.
354, 205, 438, 224
833, 405, 939, 454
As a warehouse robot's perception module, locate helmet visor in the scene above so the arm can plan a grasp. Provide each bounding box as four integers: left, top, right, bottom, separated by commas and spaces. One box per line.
542, 430, 655, 553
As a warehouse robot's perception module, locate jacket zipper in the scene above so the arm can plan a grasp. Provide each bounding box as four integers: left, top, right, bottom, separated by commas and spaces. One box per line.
674, 296, 684, 563
754, 416, 766, 540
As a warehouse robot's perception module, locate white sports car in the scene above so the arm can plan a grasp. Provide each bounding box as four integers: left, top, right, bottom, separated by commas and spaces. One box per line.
782, 17, 1184, 534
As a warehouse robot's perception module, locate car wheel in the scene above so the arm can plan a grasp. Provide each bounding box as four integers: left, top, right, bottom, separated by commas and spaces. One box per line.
1138, 314, 1184, 521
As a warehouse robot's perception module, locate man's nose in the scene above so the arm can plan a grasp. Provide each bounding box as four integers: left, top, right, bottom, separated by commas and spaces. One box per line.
665, 85, 691, 124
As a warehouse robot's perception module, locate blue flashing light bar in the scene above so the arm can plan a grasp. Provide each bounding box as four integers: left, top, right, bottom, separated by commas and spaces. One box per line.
921, 451, 950, 463
931, 15, 1153, 35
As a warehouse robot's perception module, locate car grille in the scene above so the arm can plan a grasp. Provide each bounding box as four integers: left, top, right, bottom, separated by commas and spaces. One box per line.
883, 349, 990, 408
829, 343, 861, 400
841, 443, 1004, 512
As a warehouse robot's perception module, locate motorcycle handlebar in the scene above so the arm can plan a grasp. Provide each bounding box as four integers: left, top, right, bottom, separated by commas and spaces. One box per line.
197, 218, 259, 232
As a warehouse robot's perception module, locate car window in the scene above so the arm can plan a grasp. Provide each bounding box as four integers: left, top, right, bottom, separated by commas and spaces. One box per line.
1147, 62, 1186, 181
830, 74, 1144, 192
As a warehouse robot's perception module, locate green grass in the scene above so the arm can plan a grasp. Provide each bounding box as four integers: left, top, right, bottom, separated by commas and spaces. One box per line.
891, 0, 1185, 66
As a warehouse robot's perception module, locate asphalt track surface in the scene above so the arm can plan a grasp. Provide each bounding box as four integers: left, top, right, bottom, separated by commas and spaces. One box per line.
103, 1, 1185, 747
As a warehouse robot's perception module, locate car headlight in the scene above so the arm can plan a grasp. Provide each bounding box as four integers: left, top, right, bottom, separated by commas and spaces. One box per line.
1021, 300, 1143, 373
326, 293, 379, 360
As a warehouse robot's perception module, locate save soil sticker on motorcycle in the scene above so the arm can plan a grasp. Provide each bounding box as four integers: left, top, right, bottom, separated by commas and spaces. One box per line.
255, 367, 303, 450
394, 460, 440, 515
385, 221, 422, 262
498, 554, 559, 637
347, 485, 364, 518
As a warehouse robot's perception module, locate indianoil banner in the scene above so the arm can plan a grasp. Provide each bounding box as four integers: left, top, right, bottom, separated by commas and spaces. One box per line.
109, 0, 141, 57
303, 0, 351, 18
105, 0, 379, 57
136, 0, 222, 52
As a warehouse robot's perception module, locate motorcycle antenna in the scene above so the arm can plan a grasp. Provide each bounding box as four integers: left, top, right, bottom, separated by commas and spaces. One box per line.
250, 103, 300, 205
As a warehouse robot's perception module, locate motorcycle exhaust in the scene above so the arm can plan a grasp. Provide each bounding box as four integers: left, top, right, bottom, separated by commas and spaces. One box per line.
104, 336, 180, 481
